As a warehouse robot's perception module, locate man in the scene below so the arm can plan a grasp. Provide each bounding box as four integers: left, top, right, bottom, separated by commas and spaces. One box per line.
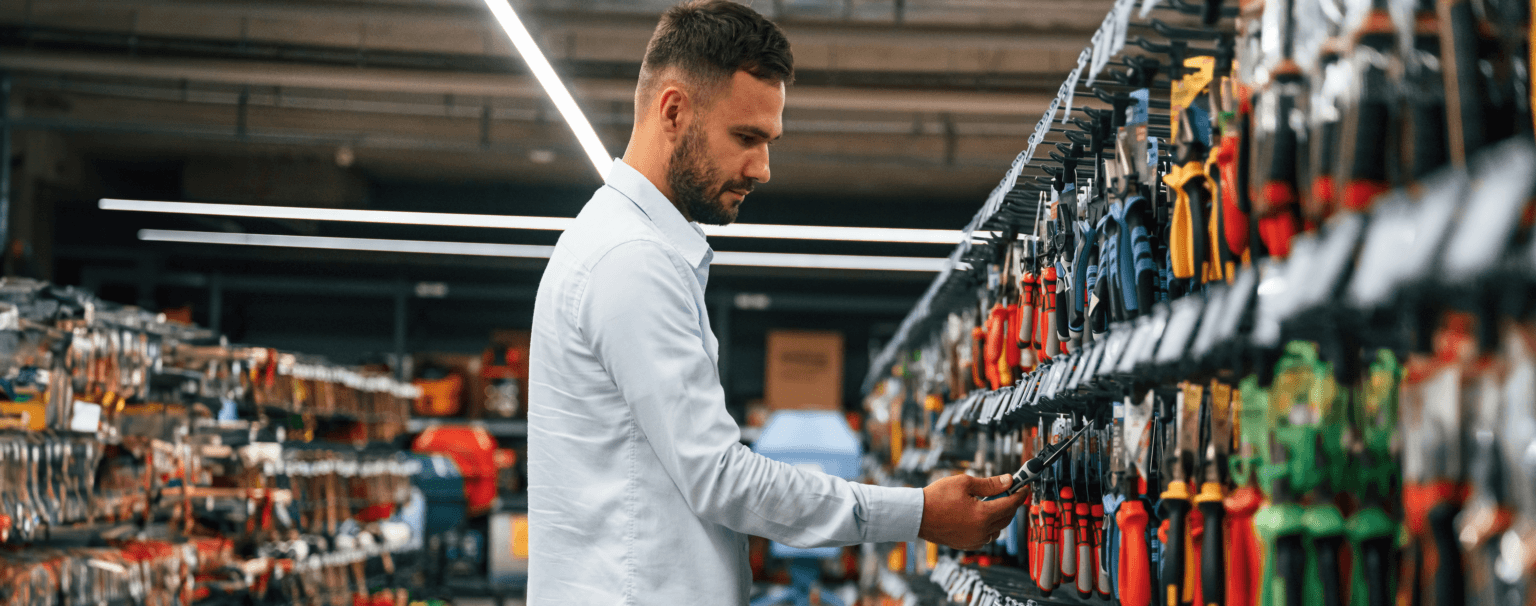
527, 2, 1026, 603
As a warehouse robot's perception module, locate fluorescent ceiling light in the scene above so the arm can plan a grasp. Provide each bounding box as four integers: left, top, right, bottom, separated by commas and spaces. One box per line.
138, 229, 945, 272
482, 0, 612, 179
140, 229, 555, 258
702, 223, 960, 244
102, 199, 967, 244
712, 251, 946, 272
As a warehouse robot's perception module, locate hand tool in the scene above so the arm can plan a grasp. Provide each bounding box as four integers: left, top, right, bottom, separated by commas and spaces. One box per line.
1092, 427, 1114, 600
1159, 383, 1199, 606
1074, 425, 1095, 598
1435, 0, 1514, 166
1453, 346, 1510, 606
972, 325, 989, 391
1041, 266, 1062, 360
1040, 457, 1063, 593
1249, 346, 1311, 606
987, 422, 1091, 500
1061, 430, 1079, 585
1331, 0, 1396, 212
1402, 0, 1451, 182
1167, 104, 1216, 283
1347, 349, 1401, 606
1106, 402, 1129, 601
1401, 315, 1473, 606
1119, 391, 1157, 606
1250, 0, 1308, 257
1018, 269, 1039, 372
986, 302, 1009, 390
1196, 380, 1230, 606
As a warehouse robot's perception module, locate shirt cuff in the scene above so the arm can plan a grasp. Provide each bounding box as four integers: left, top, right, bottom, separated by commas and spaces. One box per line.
861, 485, 925, 544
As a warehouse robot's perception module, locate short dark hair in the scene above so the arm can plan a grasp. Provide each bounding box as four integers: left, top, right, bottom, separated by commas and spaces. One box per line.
638, 0, 794, 106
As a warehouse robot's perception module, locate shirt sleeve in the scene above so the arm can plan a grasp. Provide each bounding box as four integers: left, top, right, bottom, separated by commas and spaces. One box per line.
578, 239, 924, 547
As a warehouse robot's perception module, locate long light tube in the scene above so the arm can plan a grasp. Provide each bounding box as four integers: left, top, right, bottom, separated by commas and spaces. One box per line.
102, 199, 967, 244
138, 229, 946, 272
482, 0, 612, 179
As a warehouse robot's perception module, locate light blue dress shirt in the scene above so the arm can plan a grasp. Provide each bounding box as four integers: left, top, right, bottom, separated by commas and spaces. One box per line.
527, 159, 925, 605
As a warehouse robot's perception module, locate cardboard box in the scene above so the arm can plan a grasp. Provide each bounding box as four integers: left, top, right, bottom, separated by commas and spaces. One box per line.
764, 330, 843, 411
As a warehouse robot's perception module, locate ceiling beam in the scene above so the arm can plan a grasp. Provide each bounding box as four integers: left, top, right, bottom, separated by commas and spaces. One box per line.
0, 51, 1055, 116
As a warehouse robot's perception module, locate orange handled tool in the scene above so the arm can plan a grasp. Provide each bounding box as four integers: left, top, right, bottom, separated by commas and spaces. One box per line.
970, 326, 986, 390
1061, 485, 1077, 581
1039, 267, 1059, 359
1040, 497, 1062, 593
1002, 303, 1021, 379
984, 304, 1008, 389
1030, 496, 1044, 584
1018, 273, 1038, 370
1077, 498, 1095, 598
1118, 498, 1153, 606
1224, 486, 1263, 606
1094, 502, 1111, 599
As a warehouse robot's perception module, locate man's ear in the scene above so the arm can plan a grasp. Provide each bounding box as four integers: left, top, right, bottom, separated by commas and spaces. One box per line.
656, 85, 690, 141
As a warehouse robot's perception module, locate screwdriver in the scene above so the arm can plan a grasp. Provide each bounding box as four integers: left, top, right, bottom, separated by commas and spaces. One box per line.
1228, 378, 1268, 606
1018, 270, 1039, 372
1196, 380, 1231, 606
1401, 316, 1474, 606
1403, 0, 1451, 181
1160, 383, 1199, 606
1093, 429, 1113, 600
1118, 474, 1154, 606
1040, 266, 1061, 360
1120, 391, 1157, 606
1075, 427, 1095, 599
1333, 0, 1396, 212
1348, 350, 1402, 606
1106, 404, 1130, 602
985, 302, 1009, 389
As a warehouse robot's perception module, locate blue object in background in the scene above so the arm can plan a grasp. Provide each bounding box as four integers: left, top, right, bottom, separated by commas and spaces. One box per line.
750, 411, 862, 606
753, 410, 864, 561
412, 453, 467, 535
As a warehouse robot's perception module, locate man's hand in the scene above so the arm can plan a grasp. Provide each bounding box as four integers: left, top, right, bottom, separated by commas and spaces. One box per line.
918, 473, 1027, 551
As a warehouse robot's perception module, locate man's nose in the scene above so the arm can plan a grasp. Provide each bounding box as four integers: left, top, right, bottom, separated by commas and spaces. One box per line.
743, 148, 770, 185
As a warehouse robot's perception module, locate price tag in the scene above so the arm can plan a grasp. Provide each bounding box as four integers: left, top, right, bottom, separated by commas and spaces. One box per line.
1154, 296, 1206, 366
1121, 304, 1170, 373
1443, 140, 1536, 279
1081, 339, 1109, 383
1097, 324, 1132, 375
1213, 265, 1258, 346
1066, 350, 1090, 392
1348, 193, 1416, 309
1267, 235, 1320, 327
1190, 284, 1229, 361
1397, 169, 1469, 286
1115, 315, 1154, 375
1249, 258, 1291, 349
1288, 212, 1365, 319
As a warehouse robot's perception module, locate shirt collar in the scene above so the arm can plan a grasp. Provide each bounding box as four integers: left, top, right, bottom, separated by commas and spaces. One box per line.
604, 158, 711, 269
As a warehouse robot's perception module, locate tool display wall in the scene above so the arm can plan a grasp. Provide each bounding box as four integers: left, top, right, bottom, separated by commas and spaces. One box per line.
860, 0, 1534, 605
0, 278, 424, 606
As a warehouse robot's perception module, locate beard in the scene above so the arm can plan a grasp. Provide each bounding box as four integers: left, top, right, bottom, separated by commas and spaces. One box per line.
666, 122, 754, 226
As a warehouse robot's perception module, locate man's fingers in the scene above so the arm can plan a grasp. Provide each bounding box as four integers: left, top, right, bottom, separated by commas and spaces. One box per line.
967, 474, 1014, 497
979, 487, 1028, 519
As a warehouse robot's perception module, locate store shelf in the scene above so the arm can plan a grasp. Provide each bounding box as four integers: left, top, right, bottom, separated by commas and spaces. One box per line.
407, 417, 527, 437
928, 559, 1103, 606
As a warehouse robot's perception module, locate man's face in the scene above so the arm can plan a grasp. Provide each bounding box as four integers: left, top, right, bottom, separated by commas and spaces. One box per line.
667, 70, 784, 225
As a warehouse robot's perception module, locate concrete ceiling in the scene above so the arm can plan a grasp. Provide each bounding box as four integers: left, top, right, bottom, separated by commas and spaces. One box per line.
1, 0, 1114, 197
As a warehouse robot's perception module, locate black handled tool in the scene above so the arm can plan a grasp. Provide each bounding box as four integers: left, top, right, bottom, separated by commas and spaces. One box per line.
986, 423, 1092, 501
